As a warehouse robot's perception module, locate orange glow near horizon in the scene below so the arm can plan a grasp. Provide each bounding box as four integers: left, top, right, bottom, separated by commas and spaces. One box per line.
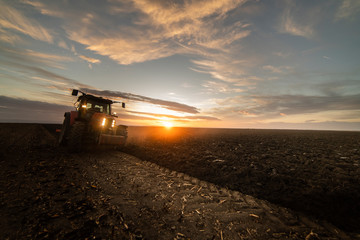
161, 121, 174, 129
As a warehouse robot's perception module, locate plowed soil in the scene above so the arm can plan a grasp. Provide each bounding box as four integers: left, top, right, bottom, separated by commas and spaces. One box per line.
123, 127, 360, 235
0, 123, 359, 239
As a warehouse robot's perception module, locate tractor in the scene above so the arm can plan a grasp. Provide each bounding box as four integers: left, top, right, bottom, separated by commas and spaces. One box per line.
58, 89, 128, 152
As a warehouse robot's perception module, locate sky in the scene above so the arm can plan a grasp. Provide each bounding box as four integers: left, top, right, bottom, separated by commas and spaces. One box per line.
0, 0, 360, 130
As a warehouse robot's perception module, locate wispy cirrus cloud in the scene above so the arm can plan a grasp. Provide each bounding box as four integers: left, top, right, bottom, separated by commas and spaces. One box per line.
278, 0, 317, 39
0, 28, 22, 44
69, 32, 177, 65
191, 59, 247, 83
0, 45, 74, 69
132, 0, 249, 48
78, 55, 100, 64
0, 59, 90, 90
22, 0, 65, 18
9, 0, 254, 99
68, 45, 101, 68
0, 1, 53, 43
22, 0, 249, 66
280, 15, 314, 39
335, 0, 360, 21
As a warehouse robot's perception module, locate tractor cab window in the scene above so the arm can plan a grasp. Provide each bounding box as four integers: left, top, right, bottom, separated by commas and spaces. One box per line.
93, 104, 104, 113
86, 102, 110, 114
78, 99, 110, 114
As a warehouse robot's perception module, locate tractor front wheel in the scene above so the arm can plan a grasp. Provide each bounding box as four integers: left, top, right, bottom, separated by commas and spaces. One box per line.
67, 121, 86, 153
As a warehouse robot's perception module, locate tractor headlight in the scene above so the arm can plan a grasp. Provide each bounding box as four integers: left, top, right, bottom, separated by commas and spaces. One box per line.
101, 118, 106, 126
81, 104, 87, 109
111, 120, 115, 128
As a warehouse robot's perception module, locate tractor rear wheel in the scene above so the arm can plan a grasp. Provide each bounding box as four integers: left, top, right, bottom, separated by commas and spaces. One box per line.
67, 121, 86, 153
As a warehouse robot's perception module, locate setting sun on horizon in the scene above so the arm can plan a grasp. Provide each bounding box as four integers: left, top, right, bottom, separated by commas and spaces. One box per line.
161, 121, 174, 129
0, 0, 359, 131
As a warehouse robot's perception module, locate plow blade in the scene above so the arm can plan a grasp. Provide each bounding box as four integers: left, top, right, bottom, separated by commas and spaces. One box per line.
98, 134, 126, 145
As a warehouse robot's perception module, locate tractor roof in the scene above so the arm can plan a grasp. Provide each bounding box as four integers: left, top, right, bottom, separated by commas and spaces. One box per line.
78, 94, 113, 104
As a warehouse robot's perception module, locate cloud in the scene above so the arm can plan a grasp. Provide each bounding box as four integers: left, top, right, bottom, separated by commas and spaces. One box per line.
262, 65, 292, 74
237, 110, 257, 116
0, 95, 72, 123
57, 40, 69, 49
0, 59, 92, 92
68, 44, 102, 67
280, 16, 314, 39
316, 79, 360, 96
0, 28, 22, 44
23, 0, 249, 65
23, 49, 73, 63
0, 87, 208, 124
16, 0, 254, 96
69, 33, 176, 65
80, 88, 200, 114
279, 0, 315, 39
335, 0, 360, 21
273, 51, 290, 58
0, 46, 74, 70
1, 41, 204, 120
0, 1, 53, 43
191, 59, 247, 83
235, 94, 360, 116
126, 110, 220, 121
78, 55, 101, 64
22, 0, 65, 18
190, 53, 260, 86
0, 95, 218, 125
202, 81, 244, 94
204, 89, 360, 127
0, 44, 97, 106
132, 0, 247, 43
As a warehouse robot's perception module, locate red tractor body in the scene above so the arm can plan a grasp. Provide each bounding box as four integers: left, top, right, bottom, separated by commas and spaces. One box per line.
58, 90, 127, 152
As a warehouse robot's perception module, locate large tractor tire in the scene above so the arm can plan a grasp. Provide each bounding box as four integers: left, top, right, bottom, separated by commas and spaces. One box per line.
58, 112, 70, 146
67, 121, 86, 153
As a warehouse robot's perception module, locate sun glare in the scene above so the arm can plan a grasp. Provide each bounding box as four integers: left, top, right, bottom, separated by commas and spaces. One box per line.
162, 121, 173, 129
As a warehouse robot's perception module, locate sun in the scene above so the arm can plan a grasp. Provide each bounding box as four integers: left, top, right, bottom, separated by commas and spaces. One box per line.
161, 121, 173, 129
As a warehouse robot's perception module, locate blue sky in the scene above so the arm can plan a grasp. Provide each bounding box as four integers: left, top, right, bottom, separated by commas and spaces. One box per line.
0, 0, 359, 130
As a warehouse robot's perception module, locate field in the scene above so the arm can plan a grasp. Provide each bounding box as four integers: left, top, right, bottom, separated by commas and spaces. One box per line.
125, 127, 360, 232
0, 123, 359, 239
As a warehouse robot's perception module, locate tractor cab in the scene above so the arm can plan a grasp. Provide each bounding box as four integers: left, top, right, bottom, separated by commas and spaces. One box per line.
76, 94, 113, 120
58, 89, 128, 152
